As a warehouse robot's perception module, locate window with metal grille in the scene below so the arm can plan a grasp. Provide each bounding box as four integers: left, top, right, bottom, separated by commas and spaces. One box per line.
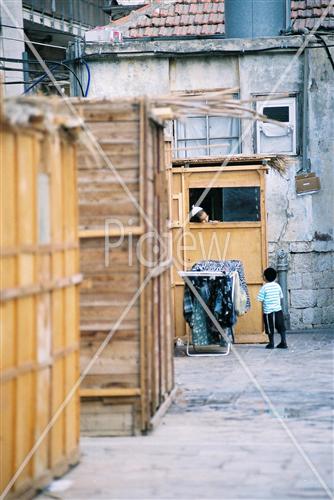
173, 106, 240, 158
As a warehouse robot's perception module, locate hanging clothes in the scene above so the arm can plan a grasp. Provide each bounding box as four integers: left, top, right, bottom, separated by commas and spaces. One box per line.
232, 271, 248, 316
208, 275, 235, 327
183, 273, 235, 346
191, 260, 251, 311
183, 260, 250, 347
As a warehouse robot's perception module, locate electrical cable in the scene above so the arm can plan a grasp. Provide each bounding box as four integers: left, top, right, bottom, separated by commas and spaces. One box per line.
2, 80, 30, 84
54, 61, 85, 97
0, 55, 65, 64
23, 63, 59, 93
81, 59, 91, 97
2, 79, 67, 85
314, 33, 334, 71
0, 55, 85, 96
23, 61, 85, 96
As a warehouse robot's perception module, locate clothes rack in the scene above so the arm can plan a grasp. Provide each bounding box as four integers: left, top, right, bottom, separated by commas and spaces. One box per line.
179, 270, 236, 357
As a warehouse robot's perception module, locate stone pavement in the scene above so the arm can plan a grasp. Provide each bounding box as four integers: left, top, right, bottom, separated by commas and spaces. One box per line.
39, 330, 334, 500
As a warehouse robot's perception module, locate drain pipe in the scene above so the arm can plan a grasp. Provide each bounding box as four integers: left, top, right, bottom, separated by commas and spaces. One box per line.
277, 249, 290, 329
285, 0, 291, 32
302, 41, 310, 172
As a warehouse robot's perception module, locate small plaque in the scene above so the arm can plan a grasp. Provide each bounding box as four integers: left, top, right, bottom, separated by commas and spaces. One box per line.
295, 173, 321, 195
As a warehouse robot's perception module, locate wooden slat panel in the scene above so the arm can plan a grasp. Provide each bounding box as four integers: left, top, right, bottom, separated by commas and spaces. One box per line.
17, 135, 36, 246
1, 132, 16, 248
75, 99, 174, 437
64, 352, 78, 455
0, 301, 16, 370
80, 336, 139, 381
51, 136, 63, 244
80, 401, 135, 437
85, 121, 139, 141
1, 114, 80, 498
15, 372, 34, 489
50, 358, 65, 468
33, 368, 51, 478
0, 379, 16, 490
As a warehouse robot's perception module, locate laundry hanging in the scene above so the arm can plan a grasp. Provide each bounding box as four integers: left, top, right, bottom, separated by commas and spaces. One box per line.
183, 260, 250, 347
190, 260, 251, 311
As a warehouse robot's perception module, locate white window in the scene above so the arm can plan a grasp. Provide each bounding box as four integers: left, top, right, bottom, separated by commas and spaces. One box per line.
256, 97, 297, 155
173, 111, 240, 158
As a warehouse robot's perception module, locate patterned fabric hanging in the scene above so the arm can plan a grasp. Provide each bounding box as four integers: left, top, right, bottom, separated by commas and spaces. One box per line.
183, 260, 250, 346
191, 260, 251, 311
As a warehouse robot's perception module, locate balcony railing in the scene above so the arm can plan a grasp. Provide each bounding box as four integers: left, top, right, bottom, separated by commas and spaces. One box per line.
23, 0, 109, 28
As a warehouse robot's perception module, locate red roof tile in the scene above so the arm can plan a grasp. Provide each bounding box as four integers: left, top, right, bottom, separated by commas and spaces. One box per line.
110, 0, 333, 39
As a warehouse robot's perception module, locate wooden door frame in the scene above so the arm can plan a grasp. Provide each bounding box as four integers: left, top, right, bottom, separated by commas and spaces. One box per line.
170, 163, 269, 343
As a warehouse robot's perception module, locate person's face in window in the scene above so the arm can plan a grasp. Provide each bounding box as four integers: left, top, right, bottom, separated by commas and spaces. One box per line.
198, 210, 209, 223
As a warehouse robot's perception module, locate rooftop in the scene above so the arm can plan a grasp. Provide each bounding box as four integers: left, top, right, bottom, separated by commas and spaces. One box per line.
109, 0, 334, 39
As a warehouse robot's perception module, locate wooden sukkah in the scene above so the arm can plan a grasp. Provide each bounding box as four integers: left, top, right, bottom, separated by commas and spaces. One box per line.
74, 98, 175, 436
0, 97, 81, 499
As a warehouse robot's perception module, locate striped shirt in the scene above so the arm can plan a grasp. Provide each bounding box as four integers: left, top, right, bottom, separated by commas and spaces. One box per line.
257, 282, 283, 314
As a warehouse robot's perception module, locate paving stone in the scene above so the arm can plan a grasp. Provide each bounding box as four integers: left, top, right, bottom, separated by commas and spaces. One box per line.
37, 331, 334, 500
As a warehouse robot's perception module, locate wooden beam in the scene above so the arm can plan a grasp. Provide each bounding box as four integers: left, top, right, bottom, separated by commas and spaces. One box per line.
80, 388, 141, 398
0, 273, 83, 302
1, 242, 79, 257
172, 165, 269, 174
79, 226, 144, 239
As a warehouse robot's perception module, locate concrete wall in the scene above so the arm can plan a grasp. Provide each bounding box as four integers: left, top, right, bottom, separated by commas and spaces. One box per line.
84, 36, 334, 330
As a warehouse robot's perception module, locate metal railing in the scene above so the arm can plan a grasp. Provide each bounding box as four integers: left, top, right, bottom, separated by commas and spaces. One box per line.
23, 0, 109, 28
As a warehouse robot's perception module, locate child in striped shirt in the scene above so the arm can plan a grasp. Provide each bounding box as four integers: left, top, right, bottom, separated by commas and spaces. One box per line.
257, 267, 288, 349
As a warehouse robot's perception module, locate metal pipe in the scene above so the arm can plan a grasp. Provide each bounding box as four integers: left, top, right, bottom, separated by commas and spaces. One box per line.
277, 249, 290, 329
285, 0, 291, 32
302, 44, 310, 172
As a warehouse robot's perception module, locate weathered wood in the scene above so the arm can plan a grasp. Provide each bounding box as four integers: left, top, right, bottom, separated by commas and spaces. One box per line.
0, 99, 80, 498
74, 99, 174, 437
0, 274, 82, 301
80, 388, 141, 398
171, 161, 268, 343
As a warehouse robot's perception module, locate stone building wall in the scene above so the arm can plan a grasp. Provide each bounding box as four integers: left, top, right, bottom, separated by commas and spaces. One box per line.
269, 241, 334, 330
82, 35, 334, 330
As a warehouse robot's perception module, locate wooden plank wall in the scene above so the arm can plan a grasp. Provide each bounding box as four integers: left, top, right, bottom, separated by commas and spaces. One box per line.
74, 99, 174, 436
170, 162, 268, 344
0, 120, 81, 498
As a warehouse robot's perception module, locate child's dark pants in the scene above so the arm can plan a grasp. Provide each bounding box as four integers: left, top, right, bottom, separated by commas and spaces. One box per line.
263, 310, 287, 348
